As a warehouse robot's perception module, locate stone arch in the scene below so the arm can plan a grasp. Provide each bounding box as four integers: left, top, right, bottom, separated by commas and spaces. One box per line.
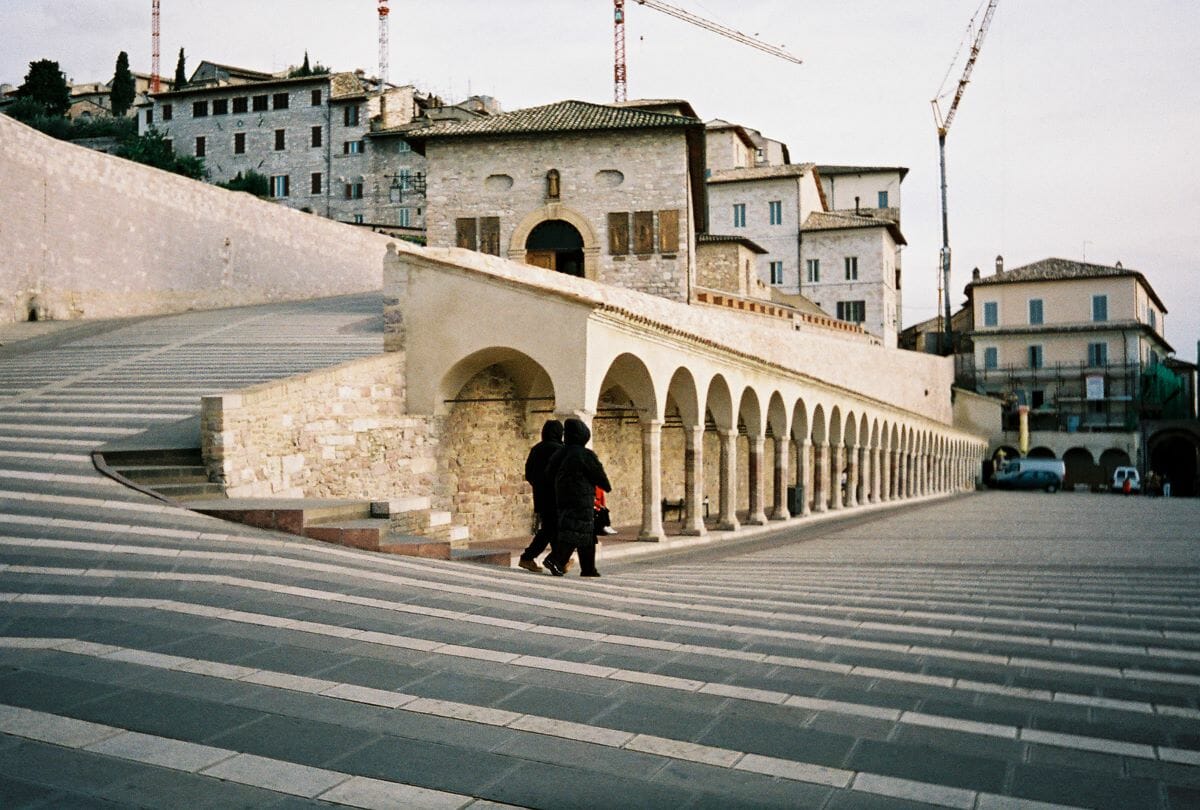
1028, 446, 1056, 459
665, 367, 701, 427
524, 220, 585, 277
596, 352, 658, 420
438, 347, 555, 417
791, 399, 809, 442
593, 353, 659, 530
1098, 448, 1132, 481
1063, 447, 1098, 491
508, 204, 601, 281
705, 375, 735, 431
811, 404, 828, 445
1148, 429, 1200, 497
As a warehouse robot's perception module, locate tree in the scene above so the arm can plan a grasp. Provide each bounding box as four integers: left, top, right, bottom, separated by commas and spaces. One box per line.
288, 52, 330, 78
173, 48, 187, 88
116, 129, 205, 180
109, 51, 135, 117
217, 170, 270, 197
16, 59, 70, 118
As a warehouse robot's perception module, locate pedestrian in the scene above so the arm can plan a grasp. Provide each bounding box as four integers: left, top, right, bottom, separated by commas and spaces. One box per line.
1163, 475, 1172, 498
542, 417, 611, 578
517, 419, 563, 573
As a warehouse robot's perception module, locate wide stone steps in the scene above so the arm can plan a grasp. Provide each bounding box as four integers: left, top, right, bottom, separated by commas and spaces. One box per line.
184, 497, 507, 567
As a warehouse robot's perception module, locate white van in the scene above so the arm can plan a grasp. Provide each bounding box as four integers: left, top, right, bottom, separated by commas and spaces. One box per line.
1111, 466, 1140, 494
992, 458, 1066, 492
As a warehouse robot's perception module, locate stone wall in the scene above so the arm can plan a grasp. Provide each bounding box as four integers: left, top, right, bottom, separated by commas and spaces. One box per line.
201, 353, 440, 501
0, 114, 390, 323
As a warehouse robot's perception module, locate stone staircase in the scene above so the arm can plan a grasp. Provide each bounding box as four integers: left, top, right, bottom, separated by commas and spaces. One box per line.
183, 496, 512, 568
99, 447, 226, 501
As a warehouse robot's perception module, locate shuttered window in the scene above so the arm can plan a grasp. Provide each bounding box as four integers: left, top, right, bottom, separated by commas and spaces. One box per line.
456, 218, 477, 251
658, 209, 679, 253
608, 212, 629, 255
479, 217, 500, 256
633, 211, 654, 254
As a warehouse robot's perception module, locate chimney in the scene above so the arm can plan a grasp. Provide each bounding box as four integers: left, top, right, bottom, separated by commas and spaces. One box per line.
854, 196, 860, 215
972, 267, 981, 282
995, 254, 1004, 275
1115, 261, 1123, 269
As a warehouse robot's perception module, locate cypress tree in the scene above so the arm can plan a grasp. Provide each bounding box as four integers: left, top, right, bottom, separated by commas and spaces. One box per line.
173, 48, 187, 88
110, 51, 136, 116
16, 59, 71, 118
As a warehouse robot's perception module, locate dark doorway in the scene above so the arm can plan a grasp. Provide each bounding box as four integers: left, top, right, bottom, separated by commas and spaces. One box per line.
525, 219, 584, 277
1149, 431, 1200, 497
1027, 446, 1056, 459
1062, 447, 1098, 490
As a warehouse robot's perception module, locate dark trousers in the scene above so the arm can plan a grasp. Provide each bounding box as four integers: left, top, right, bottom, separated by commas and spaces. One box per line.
520, 511, 556, 561
545, 541, 597, 576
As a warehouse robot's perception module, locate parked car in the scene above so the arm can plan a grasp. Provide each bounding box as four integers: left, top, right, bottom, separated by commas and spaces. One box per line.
1111, 466, 1141, 494
991, 458, 1066, 493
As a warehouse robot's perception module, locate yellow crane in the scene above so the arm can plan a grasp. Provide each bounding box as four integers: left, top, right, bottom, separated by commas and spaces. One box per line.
613, 0, 802, 102
931, 0, 999, 353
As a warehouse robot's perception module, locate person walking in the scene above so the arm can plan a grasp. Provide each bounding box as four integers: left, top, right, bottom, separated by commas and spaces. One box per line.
517, 419, 563, 573
542, 418, 611, 578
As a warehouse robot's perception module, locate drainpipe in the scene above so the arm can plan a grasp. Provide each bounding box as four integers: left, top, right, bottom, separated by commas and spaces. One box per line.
796, 176, 803, 295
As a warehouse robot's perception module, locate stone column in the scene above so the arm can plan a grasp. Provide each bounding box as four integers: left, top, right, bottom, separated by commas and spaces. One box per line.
717, 429, 740, 530
844, 442, 859, 508
796, 440, 812, 517
771, 436, 790, 520
870, 446, 882, 504
899, 452, 908, 499
859, 445, 871, 505
813, 442, 829, 513
681, 425, 706, 536
830, 443, 845, 510
638, 420, 666, 542
746, 435, 768, 525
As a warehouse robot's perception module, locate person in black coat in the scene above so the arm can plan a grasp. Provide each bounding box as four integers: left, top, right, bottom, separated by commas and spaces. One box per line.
517, 419, 564, 573
542, 417, 611, 578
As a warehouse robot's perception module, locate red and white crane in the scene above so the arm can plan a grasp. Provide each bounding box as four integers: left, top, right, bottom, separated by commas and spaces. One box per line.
150, 0, 161, 93
613, 0, 801, 103
378, 0, 390, 84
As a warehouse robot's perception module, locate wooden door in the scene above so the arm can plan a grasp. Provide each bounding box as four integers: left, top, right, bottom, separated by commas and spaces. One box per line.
525, 251, 556, 270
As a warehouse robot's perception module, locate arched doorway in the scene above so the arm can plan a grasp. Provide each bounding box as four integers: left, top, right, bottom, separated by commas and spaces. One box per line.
1149, 430, 1200, 497
525, 219, 584, 277
1062, 447, 1098, 491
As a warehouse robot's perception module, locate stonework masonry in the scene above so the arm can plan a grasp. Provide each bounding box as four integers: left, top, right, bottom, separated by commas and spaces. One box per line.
0, 114, 391, 323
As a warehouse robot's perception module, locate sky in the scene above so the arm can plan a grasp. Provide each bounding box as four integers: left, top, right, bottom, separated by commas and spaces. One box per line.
3, 0, 1198, 358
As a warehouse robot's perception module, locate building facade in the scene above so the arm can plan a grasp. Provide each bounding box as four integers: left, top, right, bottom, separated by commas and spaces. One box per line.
409, 99, 706, 303
963, 257, 1197, 491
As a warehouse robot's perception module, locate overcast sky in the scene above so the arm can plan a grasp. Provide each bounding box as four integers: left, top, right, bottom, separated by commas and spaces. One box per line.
4, 1, 1198, 357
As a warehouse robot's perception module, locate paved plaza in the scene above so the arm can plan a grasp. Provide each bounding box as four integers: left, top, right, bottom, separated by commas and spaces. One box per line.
0, 295, 1198, 809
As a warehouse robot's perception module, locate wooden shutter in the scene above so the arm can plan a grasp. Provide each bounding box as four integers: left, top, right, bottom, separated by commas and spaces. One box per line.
455, 218, 477, 251
658, 209, 679, 253
608, 212, 629, 255
633, 211, 654, 255
479, 217, 500, 256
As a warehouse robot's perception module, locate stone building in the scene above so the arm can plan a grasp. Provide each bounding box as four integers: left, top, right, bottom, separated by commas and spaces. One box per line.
962, 257, 1199, 493
138, 66, 432, 223
407, 99, 707, 302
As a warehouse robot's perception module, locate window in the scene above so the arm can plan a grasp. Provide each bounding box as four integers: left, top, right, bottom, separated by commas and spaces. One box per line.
844, 256, 858, 280
311, 89, 322, 106
397, 140, 411, 153
233, 132, 245, 154
878, 190, 888, 208
343, 140, 363, 154
252, 95, 268, 112
270, 175, 289, 198
608, 212, 629, 255
194, 136, 206, 157
232, 96, 248, 114
353, 214, 364, 224
398, 208, 411, 227
983, 347, 998, 370
836, 300, 866, 323
1148, 308, 1157, 329
633, 211, 654, 254
769, 261, 783, 285
310, 172, 322, 195
806, 258, 820, 283
1088, 342, 1108, 367
273, 92, 289, 110
658, 209, 680, 253
192, 100, 208, 117
273, 129, 285, 151
732, 203, 746, 228
1031, 390, 1045, 409
345, 182, 363, 199
1029, 298, 1044, 325
768, 200, 782, 225
1092, 295, 1108, 322
145, 109, 153, 126
161, 103, 172, 121
344, 105, 360, 126
983, 301, 998, 327
1028, 345, 1043, 369
212, 98, 228, 115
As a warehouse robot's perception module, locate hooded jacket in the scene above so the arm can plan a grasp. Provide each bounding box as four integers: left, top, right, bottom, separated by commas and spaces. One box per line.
545, 418, 612, 548
524, 420, 564, 514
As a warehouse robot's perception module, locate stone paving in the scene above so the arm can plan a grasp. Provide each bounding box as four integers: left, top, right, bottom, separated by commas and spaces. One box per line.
0, 295, 1198, 809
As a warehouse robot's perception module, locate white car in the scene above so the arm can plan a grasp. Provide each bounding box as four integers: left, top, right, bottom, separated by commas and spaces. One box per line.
1111, 467, 1140, 494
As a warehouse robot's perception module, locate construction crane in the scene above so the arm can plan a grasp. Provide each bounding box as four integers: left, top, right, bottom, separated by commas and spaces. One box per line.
613, 0, 801, 103
378, 0, 390, 84
931, 0, 998, 354
150, 0, 161, 93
